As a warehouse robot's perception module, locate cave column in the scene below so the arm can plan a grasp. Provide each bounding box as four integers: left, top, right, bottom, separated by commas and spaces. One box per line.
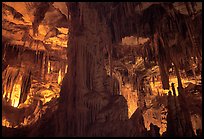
56, 2, 112, 136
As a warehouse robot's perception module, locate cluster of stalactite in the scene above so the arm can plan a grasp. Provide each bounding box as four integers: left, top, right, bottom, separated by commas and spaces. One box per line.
3, 41, 67, 82
2, 39, 66, 129
2, 66, 31, 107
144, 5, 201, 91
104, 3, 202, 136
110, 39, 202, 135
99, 3, 202, 91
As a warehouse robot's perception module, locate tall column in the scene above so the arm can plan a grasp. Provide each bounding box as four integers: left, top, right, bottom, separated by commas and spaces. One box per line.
56, 3, 112, 136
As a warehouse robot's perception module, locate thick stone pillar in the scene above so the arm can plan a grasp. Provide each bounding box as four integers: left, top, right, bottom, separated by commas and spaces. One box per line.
56, 3, 112, 136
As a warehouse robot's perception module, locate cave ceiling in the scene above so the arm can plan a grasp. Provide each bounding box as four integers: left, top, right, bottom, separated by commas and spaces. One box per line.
2, 2, 68, 60
2, 2, 202, 52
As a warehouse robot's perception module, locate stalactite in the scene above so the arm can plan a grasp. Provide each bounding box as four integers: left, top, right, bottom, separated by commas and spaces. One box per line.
172, 8, 181, 34
154, 33, 169, 89
44, 52, 48, 80
185, 19, 194, 46
187, 18, 202, 63
41, 52, 46, 80
2, 66, 22, 107
109, 44, 113, 94
173, 62, 183, 90
185, 2, 193, 17
3, 43, 7, 60
19, 69, 31, 105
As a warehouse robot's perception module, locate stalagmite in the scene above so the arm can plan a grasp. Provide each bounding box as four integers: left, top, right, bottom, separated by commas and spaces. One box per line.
185, 2, 193, 17
154, 33, 170, 89
65, 64, 68, 73
41, 52, 46, 80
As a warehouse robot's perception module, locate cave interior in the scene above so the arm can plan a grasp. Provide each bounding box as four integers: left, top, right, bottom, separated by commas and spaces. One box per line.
2, 2, 202, 137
